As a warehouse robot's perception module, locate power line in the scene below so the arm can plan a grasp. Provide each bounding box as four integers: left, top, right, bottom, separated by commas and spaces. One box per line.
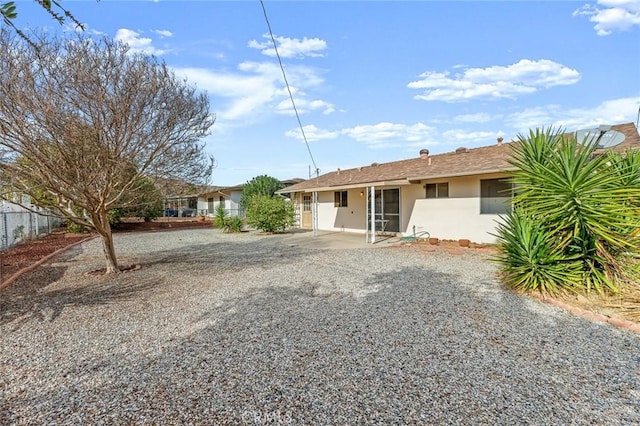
259, 0, 319, 177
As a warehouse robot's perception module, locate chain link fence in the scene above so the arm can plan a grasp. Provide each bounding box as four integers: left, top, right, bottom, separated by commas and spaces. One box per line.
0, 207, 64, 250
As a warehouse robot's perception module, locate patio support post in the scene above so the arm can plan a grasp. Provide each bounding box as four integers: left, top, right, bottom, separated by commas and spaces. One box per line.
364, 188, 369, 243
370, 186, 376, 244
312, 191, 318, 237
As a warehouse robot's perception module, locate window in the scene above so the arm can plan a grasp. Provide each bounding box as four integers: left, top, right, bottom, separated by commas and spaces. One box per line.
303, 194, 312, 211
334, 190, 348, 207
480, 178, 513, 214
425, 182, 449, 199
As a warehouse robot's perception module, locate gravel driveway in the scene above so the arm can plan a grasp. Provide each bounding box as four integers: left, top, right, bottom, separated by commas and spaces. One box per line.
1, 229, 639, 424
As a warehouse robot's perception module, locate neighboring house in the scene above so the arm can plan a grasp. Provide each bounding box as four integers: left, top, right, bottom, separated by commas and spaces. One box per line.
198, 185, 244, 217
164, 192, 206, 217
195, 178, 305, 218
278, 122, 640, 244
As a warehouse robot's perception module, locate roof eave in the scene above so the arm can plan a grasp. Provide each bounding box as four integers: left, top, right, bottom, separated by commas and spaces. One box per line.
279, 179, 414, 193
280, 168, 518, 193
407, 167, 517, 181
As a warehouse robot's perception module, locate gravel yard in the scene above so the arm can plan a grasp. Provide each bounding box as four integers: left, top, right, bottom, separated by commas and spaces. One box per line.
1, 229, 639, 424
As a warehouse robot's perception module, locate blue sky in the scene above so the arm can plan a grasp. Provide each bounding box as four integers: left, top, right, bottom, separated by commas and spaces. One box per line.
11, 0, 640, 185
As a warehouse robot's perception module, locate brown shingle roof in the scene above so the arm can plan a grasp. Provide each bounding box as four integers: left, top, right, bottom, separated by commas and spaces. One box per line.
280, 122, 640, 193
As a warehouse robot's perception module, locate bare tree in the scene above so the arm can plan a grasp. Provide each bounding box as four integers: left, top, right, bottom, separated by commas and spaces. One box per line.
0, 30, 215, 273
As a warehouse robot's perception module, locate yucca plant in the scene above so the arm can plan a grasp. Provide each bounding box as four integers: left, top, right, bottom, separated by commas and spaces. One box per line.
223, 216, 244, 233
214, 204, 227, 229
497, 127, 640, 294
494, 209, 584, 294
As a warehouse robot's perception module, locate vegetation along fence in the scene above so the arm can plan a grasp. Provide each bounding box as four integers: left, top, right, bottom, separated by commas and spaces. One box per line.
0, 209, 64, 250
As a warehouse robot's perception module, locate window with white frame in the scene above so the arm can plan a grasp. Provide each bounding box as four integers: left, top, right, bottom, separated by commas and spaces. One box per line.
425, 182, 449, 199
480, 178, 513, 214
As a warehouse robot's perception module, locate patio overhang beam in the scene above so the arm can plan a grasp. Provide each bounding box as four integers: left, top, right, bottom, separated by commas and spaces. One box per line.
292, 180, 412, 193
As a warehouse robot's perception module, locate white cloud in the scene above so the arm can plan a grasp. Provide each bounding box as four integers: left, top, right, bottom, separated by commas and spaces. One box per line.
173, 62, 332, 121
276, 98, 336, 116
153, 29, 173, 38
172, 67, 275, 120
454, 112, 498, 123
342, 122, 438, 149
248, 34, 327, 58
442, 129, 503, 145
574, 0, 640, 35
114, 28, 166, 55
408, 59, 581, 102
284, 121, 508, 150
285, 122, 437, 149
285, 125, 340, 142
506, 96, 640, 131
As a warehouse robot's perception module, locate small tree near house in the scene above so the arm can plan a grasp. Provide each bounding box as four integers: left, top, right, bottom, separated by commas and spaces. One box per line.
246, 195, 295, 233
0, 31, 215, 274
240, 175, 284, 209
109, 177, 165, 225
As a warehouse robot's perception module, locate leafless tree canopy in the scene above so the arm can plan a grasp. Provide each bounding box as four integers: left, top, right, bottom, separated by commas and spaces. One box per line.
0, 30, 215, 273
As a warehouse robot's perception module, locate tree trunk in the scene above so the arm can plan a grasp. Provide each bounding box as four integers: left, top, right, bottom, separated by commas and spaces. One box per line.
100, 231, 119, 274
94, 209, 119, 274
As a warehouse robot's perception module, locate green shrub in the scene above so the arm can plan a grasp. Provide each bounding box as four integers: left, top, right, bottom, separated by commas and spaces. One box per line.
65, 220, 87, 233
245, 195, 295, 233
108, 208, 124, 225
120, 177, 164, 222
223, 216, 244, 233
214, 204, 227, 228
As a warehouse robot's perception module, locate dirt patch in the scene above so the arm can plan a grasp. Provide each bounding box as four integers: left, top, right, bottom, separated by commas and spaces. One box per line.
112, 218, 214, 232
0, 231, 91, 283
410, 238, 500, 256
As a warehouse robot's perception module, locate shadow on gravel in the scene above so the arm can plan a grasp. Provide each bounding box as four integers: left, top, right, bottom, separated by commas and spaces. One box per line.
5, 266, 639, 424
0, 236, 310, 329
139, 236, 310, 272
0, 261, 159, 329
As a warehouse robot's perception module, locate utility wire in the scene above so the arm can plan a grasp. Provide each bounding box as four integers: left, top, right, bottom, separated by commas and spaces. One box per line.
259, 0, 319, 177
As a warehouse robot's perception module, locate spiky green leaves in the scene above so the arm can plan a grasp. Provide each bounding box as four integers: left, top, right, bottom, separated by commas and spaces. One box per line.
495, 127, 640, 294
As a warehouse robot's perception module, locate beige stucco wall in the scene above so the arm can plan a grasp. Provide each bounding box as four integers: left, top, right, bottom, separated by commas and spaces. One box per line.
405, 172, 510, 243
405, 198, 504, 243
297, 172, 510, 243
317, 189, 368, 233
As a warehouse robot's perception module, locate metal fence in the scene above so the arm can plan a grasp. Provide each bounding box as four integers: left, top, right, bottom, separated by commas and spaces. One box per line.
0, 210, 64, 250
197, 208, 245, 218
